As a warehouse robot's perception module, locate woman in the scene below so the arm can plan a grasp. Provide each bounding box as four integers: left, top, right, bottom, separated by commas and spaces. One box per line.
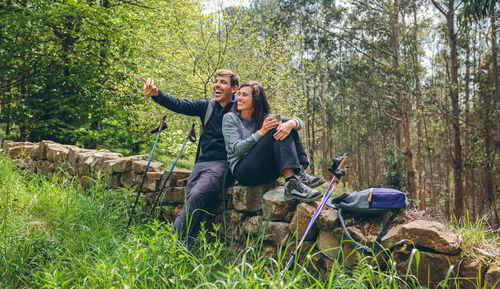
222, 81, 324, 202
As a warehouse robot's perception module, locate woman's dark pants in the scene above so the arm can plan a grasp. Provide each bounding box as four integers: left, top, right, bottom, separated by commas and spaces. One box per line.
233, 130, 308, 186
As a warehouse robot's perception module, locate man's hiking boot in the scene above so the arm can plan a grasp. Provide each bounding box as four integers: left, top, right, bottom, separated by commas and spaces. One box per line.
284, 175, 322, 203
297, 169, 325, 188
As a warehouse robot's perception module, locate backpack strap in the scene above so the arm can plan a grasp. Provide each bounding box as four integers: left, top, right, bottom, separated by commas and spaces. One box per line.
204, 99, 215, 127
337, 208, 372, 256
195, 99, 215, 162
337, 208, 400, 256
375, 209, 398, 244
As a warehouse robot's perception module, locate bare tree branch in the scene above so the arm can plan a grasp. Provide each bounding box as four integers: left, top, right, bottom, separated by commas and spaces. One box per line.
431, 0, 447, 17
350, 0, 385, 14
421, 109, 487, 134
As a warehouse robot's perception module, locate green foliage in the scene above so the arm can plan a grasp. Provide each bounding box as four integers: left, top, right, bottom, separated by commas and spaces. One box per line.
449, 210, 499, 267
1, 0, 141, 144
0, 154, 475, 288
452, 210, 489, 245
457, 0, 497, 28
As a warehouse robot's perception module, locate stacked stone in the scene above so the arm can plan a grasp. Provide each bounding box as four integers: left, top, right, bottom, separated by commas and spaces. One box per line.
2, 139, 499, 289
146, 169, 191, 222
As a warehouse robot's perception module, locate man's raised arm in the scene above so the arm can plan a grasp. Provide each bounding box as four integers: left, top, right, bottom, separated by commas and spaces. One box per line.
139, 76, 206, 117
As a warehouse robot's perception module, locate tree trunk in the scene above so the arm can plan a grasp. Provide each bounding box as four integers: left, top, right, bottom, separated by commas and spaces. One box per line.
395, 118, 401, 151
481, 90, 494, 227
365, 147, 370, 186
355, 144, 362, 189
393, 2, 401, 152
412, 0, 426, 212
304, 76, 312, 174
446, 147, 451, 220
391, 0, 416, 198
423, 113, 436, 214
431, 0, 464, 220
490, 9, 500, 227
492, 12, 499, 105
310, 79, 316, 174
447, 3, 464, 219
319, 71, 329, 177
432, 0, 464, 219
463, 28, 473, 217
401, 100, 416, 198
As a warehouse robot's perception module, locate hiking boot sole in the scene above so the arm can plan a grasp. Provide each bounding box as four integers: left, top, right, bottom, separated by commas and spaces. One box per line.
284, 192, 323, 203
307, 178, 325, 188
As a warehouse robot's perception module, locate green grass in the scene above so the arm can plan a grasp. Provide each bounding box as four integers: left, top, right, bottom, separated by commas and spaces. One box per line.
0, 155, 485, 289
450, 210, 500, 268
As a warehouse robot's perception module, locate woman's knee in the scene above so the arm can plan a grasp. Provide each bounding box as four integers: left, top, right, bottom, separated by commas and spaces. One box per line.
261, 129, 277, 141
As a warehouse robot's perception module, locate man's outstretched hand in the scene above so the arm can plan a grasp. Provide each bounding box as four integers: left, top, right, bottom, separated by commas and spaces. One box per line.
139, 77, 159, 97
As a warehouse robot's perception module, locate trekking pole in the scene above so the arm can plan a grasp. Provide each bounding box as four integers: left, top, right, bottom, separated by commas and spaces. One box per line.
126, 115, 167, 229
281, 153, 348, 280
144, 123, 197, 224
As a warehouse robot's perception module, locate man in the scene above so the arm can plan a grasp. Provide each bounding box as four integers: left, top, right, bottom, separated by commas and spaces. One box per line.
140, 69, 238, 247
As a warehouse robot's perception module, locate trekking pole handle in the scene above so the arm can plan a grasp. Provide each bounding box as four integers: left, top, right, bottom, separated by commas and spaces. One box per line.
150, 115, 168, 134
335, 154, 348, 171
158, 115, 167, 133
187, 123, 196, 142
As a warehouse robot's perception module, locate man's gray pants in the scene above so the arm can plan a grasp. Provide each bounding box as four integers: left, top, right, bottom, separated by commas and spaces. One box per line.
173, 160, 228, 247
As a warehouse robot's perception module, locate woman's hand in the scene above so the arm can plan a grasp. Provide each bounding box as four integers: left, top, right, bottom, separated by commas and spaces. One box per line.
258, 116, 279, 136
273, 119, 297, 140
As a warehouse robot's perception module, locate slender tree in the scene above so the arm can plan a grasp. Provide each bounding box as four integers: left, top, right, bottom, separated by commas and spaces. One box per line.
432, 0, 465, 218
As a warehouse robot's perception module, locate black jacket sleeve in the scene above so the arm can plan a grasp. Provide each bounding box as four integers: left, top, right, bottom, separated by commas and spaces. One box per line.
151, 90, 208, 118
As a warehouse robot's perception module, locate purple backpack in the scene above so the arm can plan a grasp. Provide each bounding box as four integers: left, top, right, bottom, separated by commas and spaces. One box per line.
327, 187, 407, 213
327, 187, 407, 255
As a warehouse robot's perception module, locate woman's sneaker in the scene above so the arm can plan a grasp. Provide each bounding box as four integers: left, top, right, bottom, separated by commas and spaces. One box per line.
297, 170, 325, 188
284, 175, 323, 202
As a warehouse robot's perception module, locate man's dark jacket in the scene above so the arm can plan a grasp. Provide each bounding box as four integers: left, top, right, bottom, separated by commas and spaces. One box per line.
152, 90, 235, 163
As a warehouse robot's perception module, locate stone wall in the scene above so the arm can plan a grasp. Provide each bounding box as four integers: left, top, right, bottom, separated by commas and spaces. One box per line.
2, 140, 499, 289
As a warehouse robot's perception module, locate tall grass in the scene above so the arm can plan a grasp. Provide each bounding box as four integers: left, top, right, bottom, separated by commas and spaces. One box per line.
0, 155, 473, 288
450, 210, 500, 271
451, 210, 496, 245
